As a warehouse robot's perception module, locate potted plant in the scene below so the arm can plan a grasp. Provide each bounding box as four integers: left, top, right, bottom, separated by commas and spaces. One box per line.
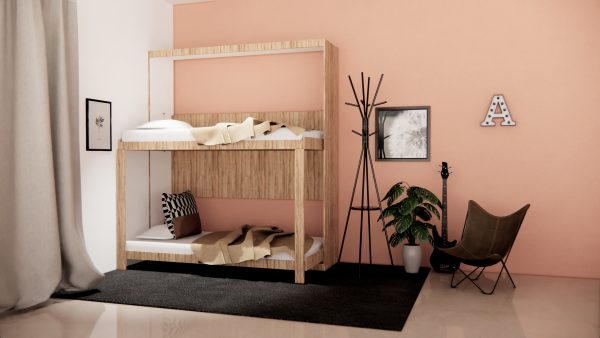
381, 182, 441, 273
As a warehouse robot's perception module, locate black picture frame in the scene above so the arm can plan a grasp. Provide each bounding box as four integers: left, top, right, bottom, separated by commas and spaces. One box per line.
86, 98, 112, 151
375, 106, 430, 161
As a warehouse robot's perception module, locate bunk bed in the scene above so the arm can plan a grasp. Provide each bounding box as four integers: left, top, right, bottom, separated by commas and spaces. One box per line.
116, 39, 338, 283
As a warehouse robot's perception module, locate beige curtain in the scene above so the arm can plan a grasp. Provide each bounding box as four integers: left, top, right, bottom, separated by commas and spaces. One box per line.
0, 0, 102, 312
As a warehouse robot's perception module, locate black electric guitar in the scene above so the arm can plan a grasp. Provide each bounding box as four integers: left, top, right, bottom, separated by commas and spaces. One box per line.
429, 162, 459, 273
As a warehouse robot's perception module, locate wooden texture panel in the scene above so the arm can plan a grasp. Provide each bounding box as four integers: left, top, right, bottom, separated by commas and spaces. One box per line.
294, 149, 305, 283
149, 39, 325, 59
116, 148, 127, 270
174, 111, 323, 131
126, 249, 323, 272
172, 150, 322, 200
322, 41, 339, 268
170, 111, 324, 200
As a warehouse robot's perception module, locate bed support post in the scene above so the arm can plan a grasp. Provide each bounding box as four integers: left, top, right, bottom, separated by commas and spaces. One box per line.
322, 40, 339, 269
294, 148, 305, 284
116, 144, 127, 270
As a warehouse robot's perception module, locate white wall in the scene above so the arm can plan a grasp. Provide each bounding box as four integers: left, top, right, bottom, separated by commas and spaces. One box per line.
78, 0, 173, 272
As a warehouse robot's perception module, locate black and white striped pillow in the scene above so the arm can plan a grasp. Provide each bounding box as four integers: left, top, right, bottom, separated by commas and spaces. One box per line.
161, 191, 201, 239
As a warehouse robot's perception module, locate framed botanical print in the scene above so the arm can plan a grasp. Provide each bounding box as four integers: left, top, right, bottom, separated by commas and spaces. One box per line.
86, 98, 112, 151
375, 106, 430, 161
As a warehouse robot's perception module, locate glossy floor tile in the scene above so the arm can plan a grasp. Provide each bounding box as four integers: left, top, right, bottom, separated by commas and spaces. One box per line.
0, 272, 598, 338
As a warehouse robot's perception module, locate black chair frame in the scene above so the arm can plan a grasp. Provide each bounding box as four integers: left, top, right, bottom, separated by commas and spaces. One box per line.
450, 252, 517, 295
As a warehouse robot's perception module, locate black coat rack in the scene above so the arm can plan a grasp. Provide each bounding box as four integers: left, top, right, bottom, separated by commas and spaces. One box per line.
338, 72, 394, 277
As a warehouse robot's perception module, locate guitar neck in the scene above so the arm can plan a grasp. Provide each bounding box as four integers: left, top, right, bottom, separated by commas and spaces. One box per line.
442, 178, 448, 241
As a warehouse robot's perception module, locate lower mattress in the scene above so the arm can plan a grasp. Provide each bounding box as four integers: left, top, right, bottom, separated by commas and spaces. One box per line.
126, 233, 323, 261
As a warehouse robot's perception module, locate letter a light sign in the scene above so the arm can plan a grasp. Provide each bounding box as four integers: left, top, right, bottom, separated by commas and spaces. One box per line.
481, 94, 516, 126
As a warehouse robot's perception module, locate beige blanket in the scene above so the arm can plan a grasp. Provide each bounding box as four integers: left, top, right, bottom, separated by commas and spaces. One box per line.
191, 225, 313, 265
190, 117, 305, 145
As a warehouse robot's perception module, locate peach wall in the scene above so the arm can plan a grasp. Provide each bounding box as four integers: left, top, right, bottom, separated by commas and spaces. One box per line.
173, 0, 600, 278
175, 52, 323, 113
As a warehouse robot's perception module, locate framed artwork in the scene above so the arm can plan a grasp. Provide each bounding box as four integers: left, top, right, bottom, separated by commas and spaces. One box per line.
86, 98, 112, 151
375, 106, 430, 161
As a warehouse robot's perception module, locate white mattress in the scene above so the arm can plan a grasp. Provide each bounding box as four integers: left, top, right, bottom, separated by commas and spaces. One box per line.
126, 233, 323, 261
122, 127, 323, 142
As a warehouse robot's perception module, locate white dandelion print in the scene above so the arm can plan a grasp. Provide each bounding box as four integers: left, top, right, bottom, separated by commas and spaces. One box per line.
377, 108, 429, 160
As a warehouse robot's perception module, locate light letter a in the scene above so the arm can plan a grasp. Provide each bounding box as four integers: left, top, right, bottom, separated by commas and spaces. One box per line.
481, 95, 516, 126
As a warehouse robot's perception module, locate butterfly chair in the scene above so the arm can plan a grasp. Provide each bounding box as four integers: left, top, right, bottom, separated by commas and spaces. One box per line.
440, 200, 530, 295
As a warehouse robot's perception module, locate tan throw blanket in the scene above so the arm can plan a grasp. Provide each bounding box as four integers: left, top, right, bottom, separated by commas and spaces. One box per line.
191, 225, 314, 265
190, 117, 305, 145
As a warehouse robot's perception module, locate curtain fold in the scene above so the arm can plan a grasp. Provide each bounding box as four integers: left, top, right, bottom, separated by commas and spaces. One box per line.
0, 0, 103, 312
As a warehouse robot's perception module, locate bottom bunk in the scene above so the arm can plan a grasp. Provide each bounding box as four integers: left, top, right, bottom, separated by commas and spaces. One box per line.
123, 233, 325, 275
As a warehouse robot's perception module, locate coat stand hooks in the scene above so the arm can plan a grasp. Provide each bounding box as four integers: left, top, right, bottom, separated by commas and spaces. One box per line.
338, 72, 394, 277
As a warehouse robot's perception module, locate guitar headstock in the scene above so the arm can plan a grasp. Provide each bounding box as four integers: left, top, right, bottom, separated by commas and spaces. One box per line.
440, 161, 450, 179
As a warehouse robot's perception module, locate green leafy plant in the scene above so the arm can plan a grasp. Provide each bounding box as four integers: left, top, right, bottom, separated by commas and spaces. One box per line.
381, 182, 441, 246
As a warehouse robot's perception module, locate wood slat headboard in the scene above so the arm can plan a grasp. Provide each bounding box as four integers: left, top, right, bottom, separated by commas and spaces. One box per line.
171, 150, 323, 200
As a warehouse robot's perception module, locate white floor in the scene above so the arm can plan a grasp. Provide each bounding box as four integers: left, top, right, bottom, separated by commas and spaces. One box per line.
0, 272, 598, 338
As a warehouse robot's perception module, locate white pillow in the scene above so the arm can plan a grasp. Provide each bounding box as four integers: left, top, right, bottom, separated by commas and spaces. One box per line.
136, 224, 174, 240
137, 119, 192, 130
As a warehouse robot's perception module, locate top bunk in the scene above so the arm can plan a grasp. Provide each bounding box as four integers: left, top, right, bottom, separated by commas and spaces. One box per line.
119, 111, 326, 151
119, 38, 338, 153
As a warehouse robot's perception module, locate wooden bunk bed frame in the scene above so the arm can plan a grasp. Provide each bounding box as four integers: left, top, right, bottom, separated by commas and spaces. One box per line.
116, 38, 338, 283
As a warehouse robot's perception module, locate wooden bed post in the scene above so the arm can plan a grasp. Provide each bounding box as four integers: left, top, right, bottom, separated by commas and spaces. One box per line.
116, 144, 127, 270
294, 148, 305, 284
322, 40, 339, 269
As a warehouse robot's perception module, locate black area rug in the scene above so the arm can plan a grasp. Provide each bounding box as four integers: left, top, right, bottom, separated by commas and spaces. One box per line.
54, 262, 429, 331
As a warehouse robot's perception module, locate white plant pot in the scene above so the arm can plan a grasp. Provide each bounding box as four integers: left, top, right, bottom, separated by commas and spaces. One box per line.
402, 245, 422, 274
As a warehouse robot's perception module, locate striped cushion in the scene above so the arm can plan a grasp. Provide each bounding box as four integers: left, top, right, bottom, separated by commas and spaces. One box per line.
161, 191, 201, 239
